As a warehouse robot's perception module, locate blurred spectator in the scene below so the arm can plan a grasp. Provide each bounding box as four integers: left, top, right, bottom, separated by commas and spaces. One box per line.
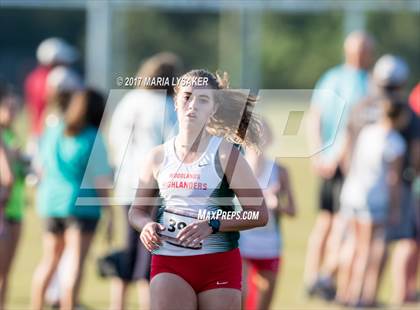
0, 80, 14, 219
28, 66, 83, 188
107, 52, 181, 310
44, 66, 84, 128
240, 120, 297, 310
31, 89, 112, 310
38, 65, 84, 307
0, 136, 12, 231
345, 55, 420, 305
0, 80, 23, 310
304, 31, 375, 299
345, 55, 410, 158
24, 38, 79, 152
407, 82, 420, 303
337, 98, 407, 307
0, 136, 12, 233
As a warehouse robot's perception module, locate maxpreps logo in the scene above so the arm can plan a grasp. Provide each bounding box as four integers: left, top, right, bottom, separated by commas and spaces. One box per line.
76, 88, 346, 206
197, 209, 260, 221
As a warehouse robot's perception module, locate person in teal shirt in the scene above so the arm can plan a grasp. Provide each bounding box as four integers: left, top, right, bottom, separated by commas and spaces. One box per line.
311, 63, 370, 161
36, 119, 110, 220
31, 89, 113, 310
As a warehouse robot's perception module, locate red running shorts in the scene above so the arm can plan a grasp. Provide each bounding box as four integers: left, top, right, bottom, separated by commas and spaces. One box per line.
151, 248, 242, 293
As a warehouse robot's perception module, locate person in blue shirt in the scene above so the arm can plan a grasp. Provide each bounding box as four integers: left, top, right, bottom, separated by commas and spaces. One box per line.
304, 31, 375, 299
31, 89, 113, 310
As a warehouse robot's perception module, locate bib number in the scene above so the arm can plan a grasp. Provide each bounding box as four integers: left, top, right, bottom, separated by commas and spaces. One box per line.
159, 209, 202, 249
167, 218, 187, 233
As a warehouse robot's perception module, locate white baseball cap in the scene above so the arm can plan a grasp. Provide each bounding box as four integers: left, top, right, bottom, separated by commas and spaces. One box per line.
46, 66, 83, 92
373, 54, 409, 87
36, 37, 79, 65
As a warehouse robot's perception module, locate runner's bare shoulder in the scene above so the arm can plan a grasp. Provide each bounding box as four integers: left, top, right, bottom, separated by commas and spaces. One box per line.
143, 144, 166, 179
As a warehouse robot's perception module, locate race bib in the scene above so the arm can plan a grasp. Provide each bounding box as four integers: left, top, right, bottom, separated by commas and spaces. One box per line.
159, 207, 202, 249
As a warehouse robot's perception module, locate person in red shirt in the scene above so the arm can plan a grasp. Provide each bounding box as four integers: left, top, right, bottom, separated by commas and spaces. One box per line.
25, 66, 50, 136
24, 38, 78, 138
409, 83, 420, 116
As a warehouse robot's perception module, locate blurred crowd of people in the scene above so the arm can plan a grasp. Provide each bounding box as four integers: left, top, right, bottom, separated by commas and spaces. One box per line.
304, 31, 420, 308
1, 38, 114, 310
0, 30, 418, 310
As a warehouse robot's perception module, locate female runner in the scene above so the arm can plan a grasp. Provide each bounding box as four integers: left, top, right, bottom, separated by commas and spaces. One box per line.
240, 120, 296, 310
129, 69, 268, 310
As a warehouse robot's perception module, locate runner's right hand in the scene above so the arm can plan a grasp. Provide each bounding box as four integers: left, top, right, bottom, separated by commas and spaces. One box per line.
140, 222, 165, 251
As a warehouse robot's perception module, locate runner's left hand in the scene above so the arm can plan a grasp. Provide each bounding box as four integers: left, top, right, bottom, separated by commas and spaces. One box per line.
177, 220, 212, 248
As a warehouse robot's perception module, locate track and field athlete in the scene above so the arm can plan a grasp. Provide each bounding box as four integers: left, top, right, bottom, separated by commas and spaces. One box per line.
129, 69, 269, 310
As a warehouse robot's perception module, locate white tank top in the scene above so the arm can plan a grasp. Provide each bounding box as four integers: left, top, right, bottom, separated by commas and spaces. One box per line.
153, 135, 239, 256
239, 160, 282, 258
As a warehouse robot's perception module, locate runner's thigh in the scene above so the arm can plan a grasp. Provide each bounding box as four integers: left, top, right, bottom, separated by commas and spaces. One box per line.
150, 272, 197, 310
198, 288, 241, 310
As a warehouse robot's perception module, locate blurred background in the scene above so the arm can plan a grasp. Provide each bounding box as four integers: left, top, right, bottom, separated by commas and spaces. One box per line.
1, 0, 419, 92
0, 0, 419, 309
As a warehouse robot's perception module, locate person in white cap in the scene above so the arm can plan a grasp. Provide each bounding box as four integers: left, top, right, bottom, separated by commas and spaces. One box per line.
44, 66, 84, 127
345, 54, 410, 159
372, 55, 410, 89
338, 54, 420, 306
24, 38, 79, 139
36, 38, 79, 67
337, 96, 408, 307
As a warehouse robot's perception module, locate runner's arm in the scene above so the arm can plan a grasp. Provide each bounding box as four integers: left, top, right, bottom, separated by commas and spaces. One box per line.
128, 146, 162, 232
218, 142, 268, 232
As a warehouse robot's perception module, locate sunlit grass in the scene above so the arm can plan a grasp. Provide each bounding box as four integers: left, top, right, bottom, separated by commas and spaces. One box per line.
6, 106, 418, 309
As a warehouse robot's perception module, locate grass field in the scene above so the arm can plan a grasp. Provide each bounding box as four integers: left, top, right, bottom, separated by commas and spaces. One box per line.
5, 107, 419, 309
